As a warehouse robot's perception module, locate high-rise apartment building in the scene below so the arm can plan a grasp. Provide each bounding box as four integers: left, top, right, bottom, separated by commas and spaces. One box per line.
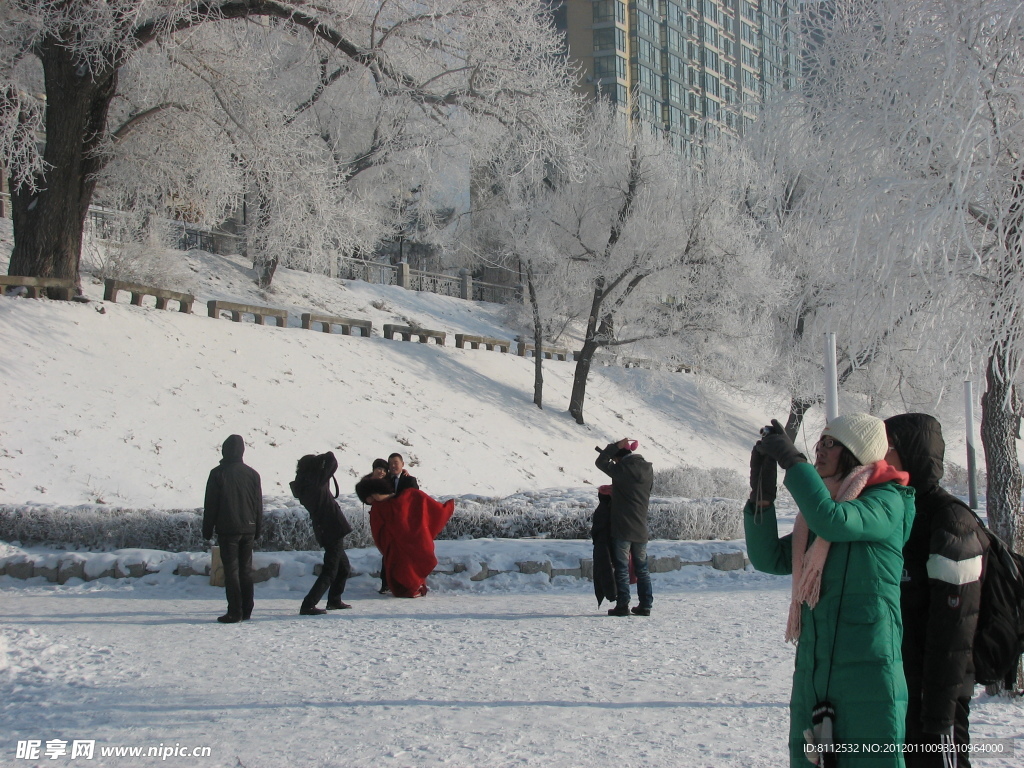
549, 0, 798, 151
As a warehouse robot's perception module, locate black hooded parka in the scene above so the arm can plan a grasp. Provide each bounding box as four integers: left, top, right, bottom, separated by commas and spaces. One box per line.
886, 413, 987, 763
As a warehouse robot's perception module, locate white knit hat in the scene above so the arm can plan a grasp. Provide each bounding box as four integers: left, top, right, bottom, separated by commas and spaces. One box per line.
821, 413, 889, 465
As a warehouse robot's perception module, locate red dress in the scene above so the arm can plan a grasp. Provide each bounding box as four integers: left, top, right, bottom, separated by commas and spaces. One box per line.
369, 489, 455, 597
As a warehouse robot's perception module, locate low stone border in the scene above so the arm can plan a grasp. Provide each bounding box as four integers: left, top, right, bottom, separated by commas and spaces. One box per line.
0, 550, 747, 585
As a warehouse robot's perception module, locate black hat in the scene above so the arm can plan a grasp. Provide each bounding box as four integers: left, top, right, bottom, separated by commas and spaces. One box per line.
372, 458, 388, 470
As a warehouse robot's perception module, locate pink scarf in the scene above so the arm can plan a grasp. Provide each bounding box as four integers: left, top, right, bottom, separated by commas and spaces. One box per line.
784, 461, 908, 644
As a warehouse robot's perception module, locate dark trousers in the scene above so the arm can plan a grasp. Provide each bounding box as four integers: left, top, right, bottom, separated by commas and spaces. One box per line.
218, 534, 255, 619
905, 692, 972, 768
303, 537, 350, 609
611, 538, 653, 610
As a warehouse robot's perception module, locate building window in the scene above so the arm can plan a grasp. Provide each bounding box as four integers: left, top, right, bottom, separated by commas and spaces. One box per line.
636, 63, 660, 92
668, 78, 685, 104
667, 1, 687, 27
596, 81, 629, 105
594, 54, 627, 81
668, 27, 684, 52
593, 0, 626, 24
703, 22, 719, 49
702, 49, 720, 72
637, 38, 658, 64
638, 92, 659, 122
704, 96, 719, 119
593, 27, 626, 52
634, 9, 660, 39
741, 1, 757, 21
702, 0, 719, 24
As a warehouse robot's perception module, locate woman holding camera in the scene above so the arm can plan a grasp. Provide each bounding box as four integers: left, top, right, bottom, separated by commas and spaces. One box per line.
746, 413, 915, 767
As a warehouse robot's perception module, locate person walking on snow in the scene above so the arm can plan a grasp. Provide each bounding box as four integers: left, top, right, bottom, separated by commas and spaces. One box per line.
202, 435, 263, 624
595, 438, 654, 617
746, 413, 915, 767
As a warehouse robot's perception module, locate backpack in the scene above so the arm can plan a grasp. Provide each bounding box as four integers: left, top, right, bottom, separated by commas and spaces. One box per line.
966, 506, 1024, 686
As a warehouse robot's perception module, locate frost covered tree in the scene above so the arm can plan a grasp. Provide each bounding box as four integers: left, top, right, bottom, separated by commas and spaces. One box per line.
741, 102, 969, 441
796, 0, 1024, 551
521, 105, 782, 425
0, 1, 579, 290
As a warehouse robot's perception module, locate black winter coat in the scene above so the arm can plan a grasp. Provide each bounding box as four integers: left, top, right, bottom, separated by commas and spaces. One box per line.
887, 414, 987, 733
202, 435, 263, 539
355, 474, 392, 504
590, 491, 619, 606
595, 444, 653, 544
290, 452, 353, 545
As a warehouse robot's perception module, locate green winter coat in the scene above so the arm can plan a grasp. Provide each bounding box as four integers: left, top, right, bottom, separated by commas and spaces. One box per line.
744, 462, 916, 768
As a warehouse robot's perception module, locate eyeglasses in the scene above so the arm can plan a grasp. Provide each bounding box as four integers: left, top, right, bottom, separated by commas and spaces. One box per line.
816, 437, 843, 450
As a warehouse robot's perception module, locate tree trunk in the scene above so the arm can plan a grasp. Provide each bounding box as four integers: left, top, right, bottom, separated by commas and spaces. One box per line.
248, 170, 278, 289
526, 262, 543, 409
7, 40, 117, 295
568, 278, 607, 425
980, 351, 1024, 553
784, 397, 816, 441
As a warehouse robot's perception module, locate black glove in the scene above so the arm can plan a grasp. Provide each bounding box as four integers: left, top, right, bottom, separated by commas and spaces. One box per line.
749, 445, 777, 504
755, 419, 807, 470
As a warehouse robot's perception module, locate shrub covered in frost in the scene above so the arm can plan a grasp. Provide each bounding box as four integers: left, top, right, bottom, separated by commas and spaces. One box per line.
652, 465, 747, 500
0, 492, 742, 551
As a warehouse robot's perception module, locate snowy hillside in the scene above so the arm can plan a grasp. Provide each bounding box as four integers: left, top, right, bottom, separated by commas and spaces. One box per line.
0, 241, 787, 508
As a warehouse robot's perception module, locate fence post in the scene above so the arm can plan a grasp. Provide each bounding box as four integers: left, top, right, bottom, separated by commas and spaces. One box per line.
460, 268, 472, 300
397, 262, 410, 289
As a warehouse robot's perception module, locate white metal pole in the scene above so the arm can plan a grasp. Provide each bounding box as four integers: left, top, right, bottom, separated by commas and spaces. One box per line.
824, 332, 839, 423
965, 380, 978, 509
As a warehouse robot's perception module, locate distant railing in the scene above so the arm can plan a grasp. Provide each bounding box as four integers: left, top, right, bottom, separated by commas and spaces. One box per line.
409, 268, 460, 298
473, 280, 519, 304
82, 207, 241, 255
337, 255, 398, 286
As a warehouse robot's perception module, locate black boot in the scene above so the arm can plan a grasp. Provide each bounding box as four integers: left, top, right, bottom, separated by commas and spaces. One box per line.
299, 604, 327, 616
325, 600, 351, 610
217, 613, 242, 623
607, 604, 630, 617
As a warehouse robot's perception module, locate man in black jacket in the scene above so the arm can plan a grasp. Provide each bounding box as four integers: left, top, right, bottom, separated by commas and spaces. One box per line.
596, 438, 654, 617
291, 451, 354, 615
885, 414, 987, 767
202, 435, 263, 624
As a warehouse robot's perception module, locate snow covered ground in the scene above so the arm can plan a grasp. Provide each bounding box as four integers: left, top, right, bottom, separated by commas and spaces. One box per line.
3, 561, 1022, 768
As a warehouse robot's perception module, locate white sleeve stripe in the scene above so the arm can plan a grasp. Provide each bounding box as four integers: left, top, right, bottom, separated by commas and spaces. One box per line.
926, 553, 983, 585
